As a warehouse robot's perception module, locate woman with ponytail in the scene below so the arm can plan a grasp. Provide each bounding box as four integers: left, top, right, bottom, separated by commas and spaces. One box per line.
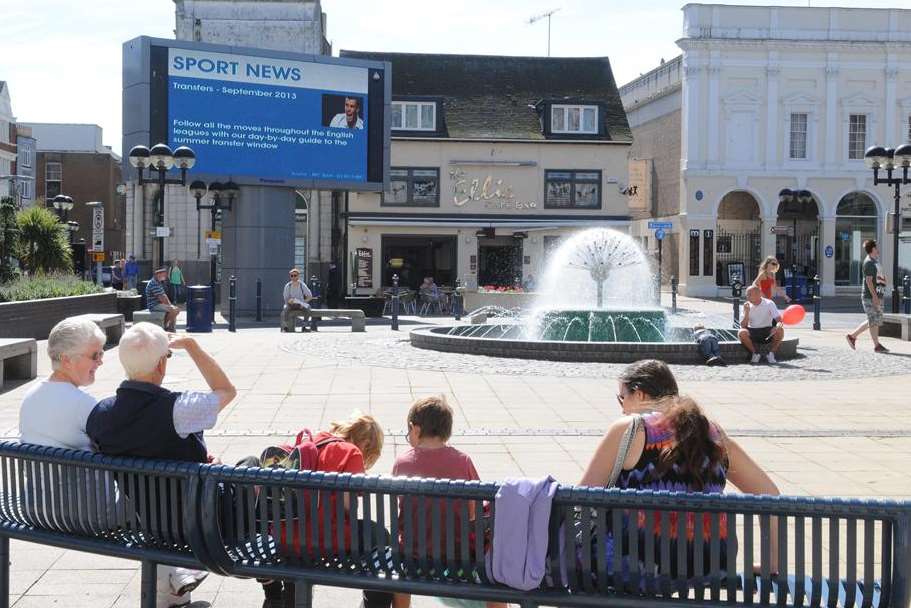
579, 360, 779, 578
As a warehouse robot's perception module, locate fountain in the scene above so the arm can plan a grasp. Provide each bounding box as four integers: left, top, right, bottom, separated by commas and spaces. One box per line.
410, 228, 798, 363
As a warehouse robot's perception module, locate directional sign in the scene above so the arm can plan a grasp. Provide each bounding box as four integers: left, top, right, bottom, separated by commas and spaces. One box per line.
90, 208, 104, 253
655, 228, 666, 241
648, 221, 673, 230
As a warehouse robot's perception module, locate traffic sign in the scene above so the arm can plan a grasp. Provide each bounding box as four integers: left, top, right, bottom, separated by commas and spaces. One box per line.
655, 228, 666, 241
92, 252, 105, 262
648, 221, 673, 230
90, 207, 104, 253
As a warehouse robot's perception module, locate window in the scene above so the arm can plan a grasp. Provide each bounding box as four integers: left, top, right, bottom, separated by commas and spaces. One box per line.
789, 113, 808, 159
391, 101, 436, 131
907, 115, 911, 142
551, 105, 598, 134
848, 114, 867, 160
19, 180, 31, 200
19, 147, 31, 168
544, 170, 601, 209
382, 167, 439, 206
45, 161, 62, 199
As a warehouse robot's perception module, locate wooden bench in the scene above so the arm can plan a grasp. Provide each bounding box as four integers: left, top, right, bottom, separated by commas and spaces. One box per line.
0, 338, 37, 389
69, 313, 125, 346
132, 310, 167, 328
881, 313, 911, 341
284, 308, 366, 332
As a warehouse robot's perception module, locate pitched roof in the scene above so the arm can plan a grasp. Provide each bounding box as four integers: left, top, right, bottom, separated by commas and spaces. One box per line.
339, 51, 631, 142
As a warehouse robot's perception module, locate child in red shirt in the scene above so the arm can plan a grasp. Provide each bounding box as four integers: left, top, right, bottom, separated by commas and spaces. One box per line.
391, 396, 505, 608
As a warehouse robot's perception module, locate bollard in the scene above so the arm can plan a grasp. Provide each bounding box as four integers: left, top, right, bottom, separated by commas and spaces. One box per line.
453, 278, 462, 321
670, 276, 678, 315
391, 273, 400, 331
790, 264, 799, 304
904, 275, 911, 316
255, 278, 262, 322
228, 275, 237, 333
731, 280, 743, 329
812, 274, 822, 331
309, 275, 321, 331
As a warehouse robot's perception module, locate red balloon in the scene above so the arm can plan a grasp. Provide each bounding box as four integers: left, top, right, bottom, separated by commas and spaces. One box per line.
781, 304, 806, 325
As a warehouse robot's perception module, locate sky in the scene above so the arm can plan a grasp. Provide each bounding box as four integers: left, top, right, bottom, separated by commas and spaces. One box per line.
1, 0, 906, 155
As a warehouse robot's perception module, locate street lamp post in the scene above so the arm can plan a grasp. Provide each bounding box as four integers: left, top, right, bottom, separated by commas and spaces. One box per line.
128, 144, 196, 267
190, 180, 238, 296
777, 188, 814, 302
864, 144, 910, 314
51, 194, 74, 221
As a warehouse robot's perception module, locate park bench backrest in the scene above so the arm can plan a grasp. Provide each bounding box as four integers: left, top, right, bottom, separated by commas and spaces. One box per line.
0, 442, 202, 558
198, 464, 911, 608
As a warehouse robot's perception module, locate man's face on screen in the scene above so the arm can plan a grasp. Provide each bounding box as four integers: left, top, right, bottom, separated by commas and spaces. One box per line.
345, 98, 358, 121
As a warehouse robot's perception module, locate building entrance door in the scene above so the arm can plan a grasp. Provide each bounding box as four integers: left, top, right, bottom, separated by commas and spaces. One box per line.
477, 236, 522, 288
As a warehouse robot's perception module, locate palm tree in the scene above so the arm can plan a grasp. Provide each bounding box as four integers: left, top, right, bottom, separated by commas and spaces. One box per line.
16, 206, 73, 273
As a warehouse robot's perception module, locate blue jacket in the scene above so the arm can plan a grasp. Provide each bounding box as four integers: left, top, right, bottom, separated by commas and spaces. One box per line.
485, 476, 558, 591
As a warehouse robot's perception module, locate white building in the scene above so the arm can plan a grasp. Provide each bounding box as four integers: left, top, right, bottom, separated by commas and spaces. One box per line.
621, 4, 911, 298
0, 82, 16, 200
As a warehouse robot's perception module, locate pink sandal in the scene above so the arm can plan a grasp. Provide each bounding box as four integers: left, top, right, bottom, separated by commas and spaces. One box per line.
845, 334, 856, 350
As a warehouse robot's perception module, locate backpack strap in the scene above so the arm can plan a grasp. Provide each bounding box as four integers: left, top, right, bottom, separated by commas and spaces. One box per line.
314, 436, 345, 450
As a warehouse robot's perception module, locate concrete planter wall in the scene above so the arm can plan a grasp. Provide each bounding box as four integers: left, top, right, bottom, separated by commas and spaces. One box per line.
0, 292, 117, 340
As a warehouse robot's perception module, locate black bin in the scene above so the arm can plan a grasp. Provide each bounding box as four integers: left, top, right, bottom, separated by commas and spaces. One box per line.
186, 285, 213, 333
139, 280, 151, 309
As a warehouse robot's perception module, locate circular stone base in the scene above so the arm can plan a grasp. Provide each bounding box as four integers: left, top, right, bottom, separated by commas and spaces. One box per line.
410, 326, 799, 364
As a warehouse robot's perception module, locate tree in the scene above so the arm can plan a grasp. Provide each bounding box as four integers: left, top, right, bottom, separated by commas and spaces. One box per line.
16, 206, 73, 273
0, 197, 21, 283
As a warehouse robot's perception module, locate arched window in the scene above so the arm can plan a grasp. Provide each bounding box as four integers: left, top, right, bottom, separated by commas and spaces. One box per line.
835, 192, 878, 286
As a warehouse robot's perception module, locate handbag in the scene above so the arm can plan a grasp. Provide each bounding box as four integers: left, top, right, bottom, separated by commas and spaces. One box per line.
607, 415, 643, 488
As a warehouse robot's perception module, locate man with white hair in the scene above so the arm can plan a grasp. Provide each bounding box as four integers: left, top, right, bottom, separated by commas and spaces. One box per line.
87, 322, 236, 607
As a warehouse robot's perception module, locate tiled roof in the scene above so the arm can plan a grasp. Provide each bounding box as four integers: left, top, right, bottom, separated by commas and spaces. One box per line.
339, 51, 631, 142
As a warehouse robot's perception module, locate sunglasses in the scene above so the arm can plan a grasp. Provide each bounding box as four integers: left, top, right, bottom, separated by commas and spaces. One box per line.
78, 351, 104, 362
290, 274, 299, 277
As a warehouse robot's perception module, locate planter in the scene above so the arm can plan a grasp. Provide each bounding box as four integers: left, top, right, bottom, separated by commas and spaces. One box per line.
0, 292, 117, 340
344, 296, 385, 318
116, 294, 143, 322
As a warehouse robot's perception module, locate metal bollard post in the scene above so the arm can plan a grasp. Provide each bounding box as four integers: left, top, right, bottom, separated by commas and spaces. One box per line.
812, 274, 822, 331
391, 274, 400, 331
453, 278, 462, 321
255, 278, 262, 322
228, 275, 237, 333
309, 275, 321, 331
790, 264, 798, 304
904, 275, 911, 316
670, 276, 678, 314
731, 280, 743, 329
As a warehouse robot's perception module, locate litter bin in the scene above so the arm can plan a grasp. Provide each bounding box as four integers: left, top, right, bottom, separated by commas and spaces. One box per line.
186, 285, 213, 333
139, 280, 151, 309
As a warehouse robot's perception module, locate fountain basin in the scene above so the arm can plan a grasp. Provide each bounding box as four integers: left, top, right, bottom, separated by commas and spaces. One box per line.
410, 325, 799, 364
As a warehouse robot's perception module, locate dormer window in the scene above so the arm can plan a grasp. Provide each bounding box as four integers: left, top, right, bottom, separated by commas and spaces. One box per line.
551, 104, 598, 134
392, 101, 436, 131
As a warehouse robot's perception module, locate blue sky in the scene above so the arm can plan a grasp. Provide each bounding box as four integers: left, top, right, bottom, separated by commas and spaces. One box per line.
0, 0, 903, 155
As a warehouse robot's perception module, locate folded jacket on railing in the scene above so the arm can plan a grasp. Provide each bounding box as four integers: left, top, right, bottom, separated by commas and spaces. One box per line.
485, 476, 558, 591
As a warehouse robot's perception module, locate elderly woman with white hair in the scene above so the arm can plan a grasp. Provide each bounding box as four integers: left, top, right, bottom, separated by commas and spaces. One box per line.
19, 317, 106, 450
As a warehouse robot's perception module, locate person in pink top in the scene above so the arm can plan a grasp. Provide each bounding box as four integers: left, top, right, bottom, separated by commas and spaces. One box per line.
391, 396, 504, 608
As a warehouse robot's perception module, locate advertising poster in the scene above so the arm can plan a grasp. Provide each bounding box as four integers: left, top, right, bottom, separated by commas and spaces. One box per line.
167, 48, 369, 183
356, 248, 373, 288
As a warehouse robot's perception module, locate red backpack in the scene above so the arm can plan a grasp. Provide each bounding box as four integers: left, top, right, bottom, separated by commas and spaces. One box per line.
259, 429, 343, 473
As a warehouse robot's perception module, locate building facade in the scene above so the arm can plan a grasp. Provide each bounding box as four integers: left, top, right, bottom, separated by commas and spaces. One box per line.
0, 82, 16, 201
125, 0, 334, 311
15, 125, 37, 207
339, 51, 632, 294
24, 123, 125, 273
621, 4, 911, 297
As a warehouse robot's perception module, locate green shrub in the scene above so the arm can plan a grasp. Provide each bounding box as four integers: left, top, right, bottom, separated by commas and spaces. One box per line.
16, 206, 72, 273
0, 273, 103, 303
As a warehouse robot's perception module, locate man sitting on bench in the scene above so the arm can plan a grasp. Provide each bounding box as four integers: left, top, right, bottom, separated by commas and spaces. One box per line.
738, 285, 784, 364
281, 268, 313, 333
146, 267, 179, 332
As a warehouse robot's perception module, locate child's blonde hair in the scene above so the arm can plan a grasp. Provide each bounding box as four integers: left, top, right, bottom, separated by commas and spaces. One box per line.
329, 410, 384, 469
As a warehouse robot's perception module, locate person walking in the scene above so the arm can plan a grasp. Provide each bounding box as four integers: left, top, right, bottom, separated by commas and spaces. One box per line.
846, 239, 889, 353
169, 259, 185, 304
124, 255, 139, 290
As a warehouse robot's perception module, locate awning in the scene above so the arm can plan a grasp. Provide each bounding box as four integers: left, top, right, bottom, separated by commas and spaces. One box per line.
347, 212, 630, 230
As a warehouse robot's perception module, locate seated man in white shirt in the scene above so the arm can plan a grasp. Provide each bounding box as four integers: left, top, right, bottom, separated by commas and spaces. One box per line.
737, 285, 785, 364
281, 268, 314, 332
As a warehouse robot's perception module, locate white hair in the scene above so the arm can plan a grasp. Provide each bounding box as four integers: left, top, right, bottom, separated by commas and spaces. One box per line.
47, 318, 106, 371
118, 322, 169, 379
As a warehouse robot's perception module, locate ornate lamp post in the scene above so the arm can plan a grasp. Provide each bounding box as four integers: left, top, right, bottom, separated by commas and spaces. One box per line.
864, 144, 910, 313
51, 194, 74, 221
777, 188, 814, 302
190, 180, 238, 291
128, 144, 196, 266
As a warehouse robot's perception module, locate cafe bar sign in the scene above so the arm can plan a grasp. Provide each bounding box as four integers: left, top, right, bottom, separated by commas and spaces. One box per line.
449, 169, 537, 210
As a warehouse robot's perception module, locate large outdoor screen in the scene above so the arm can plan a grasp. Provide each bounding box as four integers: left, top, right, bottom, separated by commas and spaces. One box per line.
123, 37, 389, 191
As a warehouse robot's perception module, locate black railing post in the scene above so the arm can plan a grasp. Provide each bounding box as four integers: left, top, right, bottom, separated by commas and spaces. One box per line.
309, 275, 321, 331
790, 263, 799, 304
0, 534, 8, 607
812, 274, 821, 331
140, 560, 157, 608
255, 278, 262, 322
228, 275, 236, 333
391, 273, 400, 331
904, 274, 911, 316
671, 276, 678, 314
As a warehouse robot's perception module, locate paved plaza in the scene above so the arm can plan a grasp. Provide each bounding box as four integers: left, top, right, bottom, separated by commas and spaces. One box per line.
1, 296, 909, 607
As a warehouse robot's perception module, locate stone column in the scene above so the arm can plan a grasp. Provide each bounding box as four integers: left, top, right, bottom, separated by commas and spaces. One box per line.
819, 215, 837, 296
220, 186, 295, 316
761, 215, 778, 263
